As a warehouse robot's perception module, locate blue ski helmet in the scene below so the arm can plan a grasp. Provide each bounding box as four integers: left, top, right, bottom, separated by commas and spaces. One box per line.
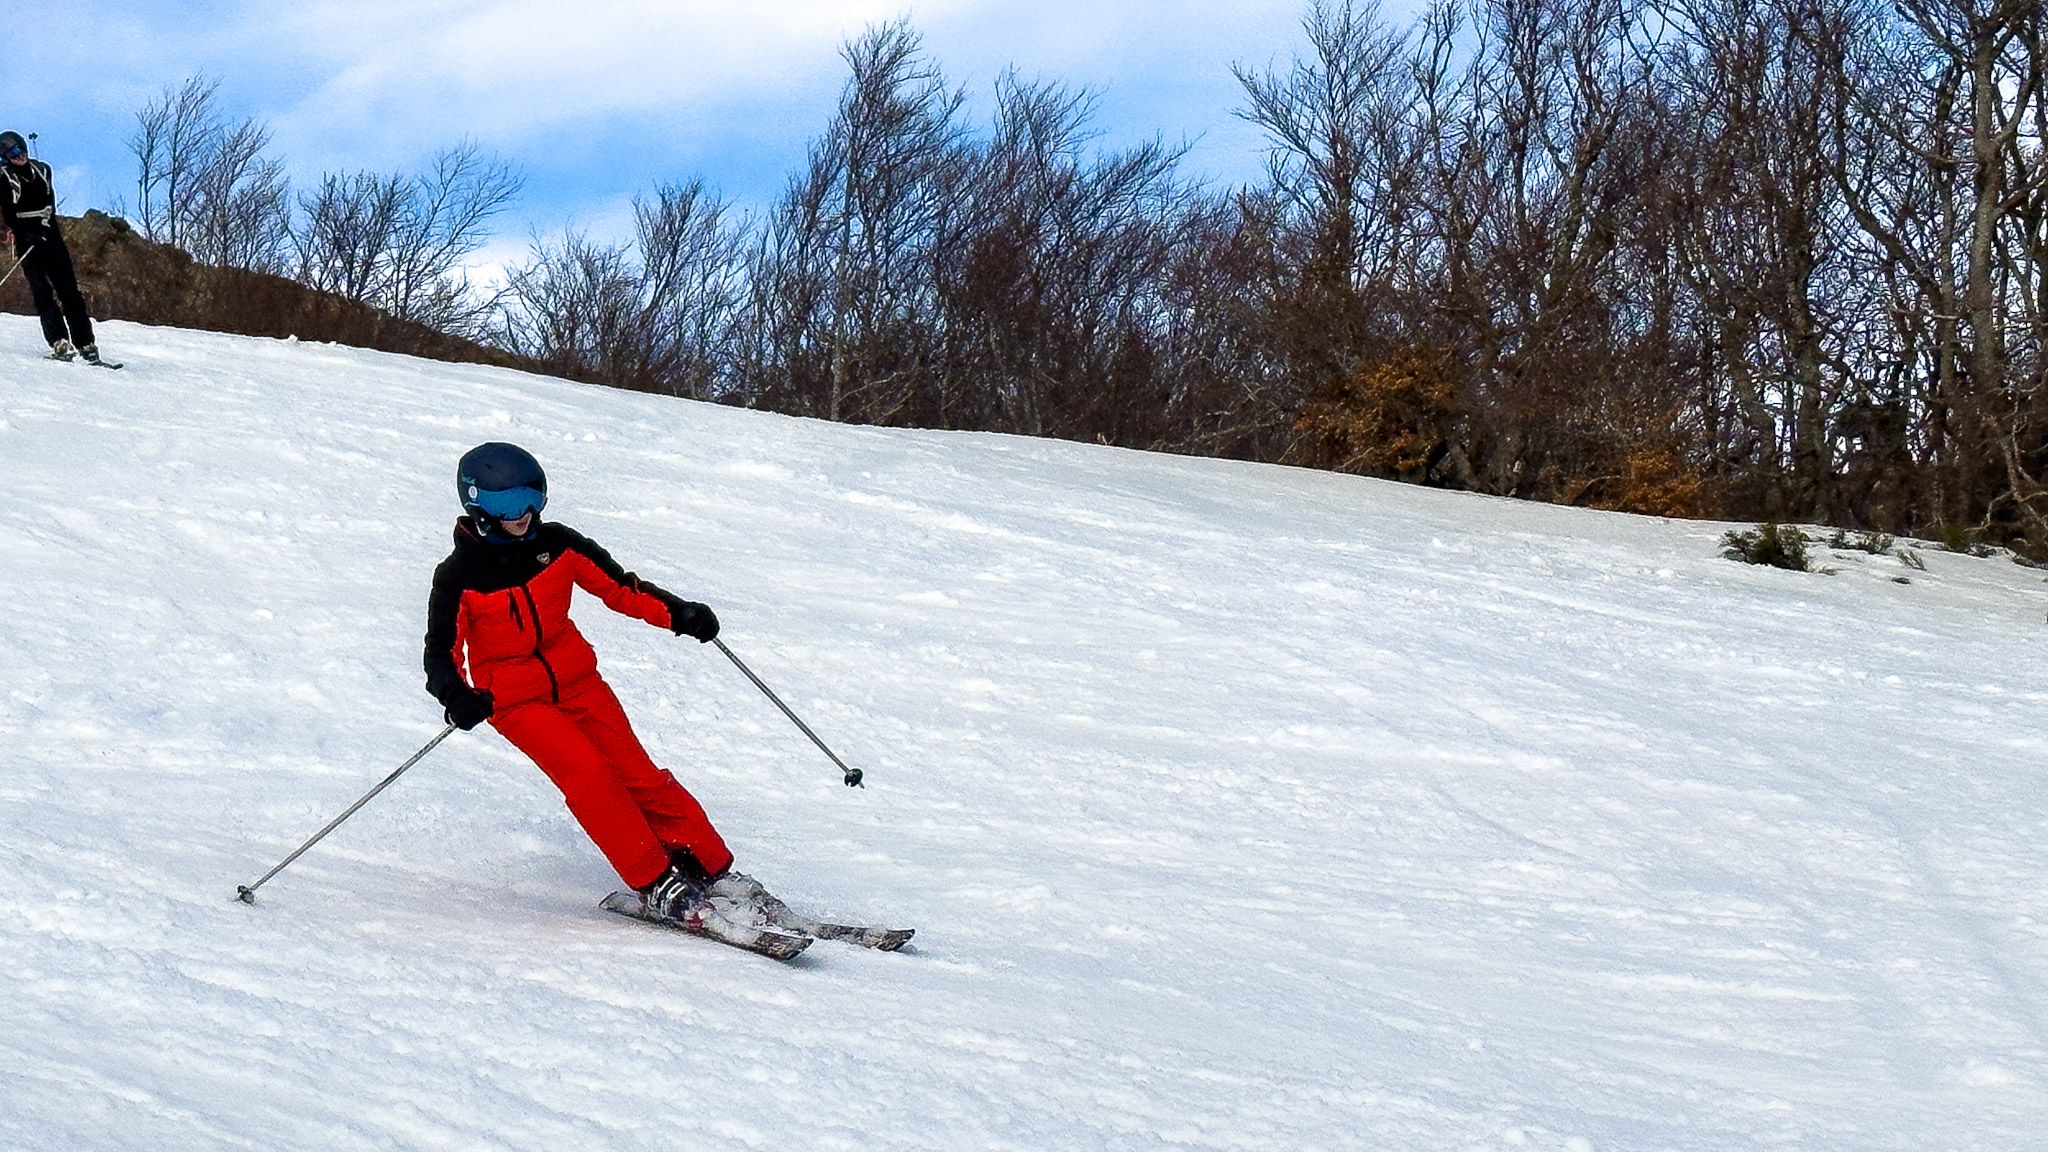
457, 442, 547, 530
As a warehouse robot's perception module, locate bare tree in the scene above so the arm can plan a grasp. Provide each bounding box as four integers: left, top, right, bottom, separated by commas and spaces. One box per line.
295, 171, 410, 302
754, 20, 968, 422
502, 181, 745, 398
1656, 0, 1863, 522
128, 76, 292, 272
384, 142, 523, 330
295, 142, 521, 335
1829, 0, 2048, 541
932, 73, 1188, 439
1235, 0, 1419, 328
1236, 0, 1458, 472
130, 76, 218, 248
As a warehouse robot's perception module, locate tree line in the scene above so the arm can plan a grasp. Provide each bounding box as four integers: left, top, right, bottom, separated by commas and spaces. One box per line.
131, 1, 2048, 551
128, 77, 519, 339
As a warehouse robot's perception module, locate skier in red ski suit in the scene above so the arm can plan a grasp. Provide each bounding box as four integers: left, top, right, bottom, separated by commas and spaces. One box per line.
424, 442, 729, 915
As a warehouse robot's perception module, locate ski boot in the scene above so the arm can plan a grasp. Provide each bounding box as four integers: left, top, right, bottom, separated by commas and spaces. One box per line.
639, 853, 714, 922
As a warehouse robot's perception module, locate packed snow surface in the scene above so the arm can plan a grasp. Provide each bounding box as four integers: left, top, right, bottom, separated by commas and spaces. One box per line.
2, 315, 2046, 1151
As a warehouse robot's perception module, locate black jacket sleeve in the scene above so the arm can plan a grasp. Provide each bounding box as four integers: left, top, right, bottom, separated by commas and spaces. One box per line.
422, 555, 471, 707
0, 166, 19, 232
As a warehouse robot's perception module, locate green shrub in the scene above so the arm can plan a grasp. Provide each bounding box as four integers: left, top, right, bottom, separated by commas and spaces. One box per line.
1723, 522, 1810, 571
1937, 522, 1995, 557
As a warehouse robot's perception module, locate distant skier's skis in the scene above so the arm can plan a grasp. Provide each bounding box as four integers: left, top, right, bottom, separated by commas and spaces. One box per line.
598, 891, 812, 961
45, 351, 124, 369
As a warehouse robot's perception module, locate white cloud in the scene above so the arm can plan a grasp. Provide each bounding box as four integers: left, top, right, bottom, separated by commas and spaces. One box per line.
13, 0, 1335, 245
264, 2, 977, 153
245, 1, 1311, 164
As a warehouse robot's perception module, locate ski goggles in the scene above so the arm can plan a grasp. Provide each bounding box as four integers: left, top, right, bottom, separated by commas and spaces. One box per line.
472, 485, 547, 521
0, 143, 24, 160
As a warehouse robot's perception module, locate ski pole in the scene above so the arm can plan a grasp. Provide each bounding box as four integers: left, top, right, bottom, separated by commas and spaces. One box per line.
0, 245, 36, 291
235, 722, 459, 903
713, 638, 864, 787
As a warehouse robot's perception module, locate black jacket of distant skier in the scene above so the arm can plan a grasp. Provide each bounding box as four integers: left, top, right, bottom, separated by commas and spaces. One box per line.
1, 157, 95, 349
0, 157, 57, 238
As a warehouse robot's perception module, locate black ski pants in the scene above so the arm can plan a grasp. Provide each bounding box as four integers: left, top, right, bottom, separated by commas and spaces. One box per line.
12, 227, 93, 349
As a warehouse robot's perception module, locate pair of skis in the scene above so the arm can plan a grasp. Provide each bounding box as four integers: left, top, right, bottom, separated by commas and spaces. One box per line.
47, 349, 123, 370
599, 885, 914, 961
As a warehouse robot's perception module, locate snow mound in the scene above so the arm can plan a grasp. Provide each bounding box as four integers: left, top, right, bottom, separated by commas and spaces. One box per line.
2, 316, 2045, 1150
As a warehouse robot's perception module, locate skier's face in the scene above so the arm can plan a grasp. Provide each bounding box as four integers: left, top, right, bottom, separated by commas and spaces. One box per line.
2, 151, 24, 166
500, 512, 533, 536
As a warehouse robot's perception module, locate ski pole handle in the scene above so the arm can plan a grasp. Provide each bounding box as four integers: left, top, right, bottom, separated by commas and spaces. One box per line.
235, 722, 459, 903
713, 638, 864, 787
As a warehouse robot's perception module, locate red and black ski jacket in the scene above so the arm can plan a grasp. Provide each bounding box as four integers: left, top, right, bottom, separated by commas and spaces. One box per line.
424, 518, 696, 712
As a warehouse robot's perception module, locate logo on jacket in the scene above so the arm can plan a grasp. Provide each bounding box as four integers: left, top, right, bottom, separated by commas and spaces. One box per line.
538, 552, 552, 564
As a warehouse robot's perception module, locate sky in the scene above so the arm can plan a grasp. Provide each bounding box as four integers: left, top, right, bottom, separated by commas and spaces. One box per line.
5, 0, 1338, 273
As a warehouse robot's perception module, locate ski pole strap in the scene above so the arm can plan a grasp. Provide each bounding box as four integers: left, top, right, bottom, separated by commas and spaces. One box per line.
713, 638, 864, 787
235, 722, 459, 903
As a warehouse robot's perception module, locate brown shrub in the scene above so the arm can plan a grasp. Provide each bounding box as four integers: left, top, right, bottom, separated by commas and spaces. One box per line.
1294, 346, 1467, 481
1584, 443, 1712, 519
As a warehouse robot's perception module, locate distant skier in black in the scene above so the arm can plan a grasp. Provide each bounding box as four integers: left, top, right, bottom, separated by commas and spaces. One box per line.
0, 131, 106, 365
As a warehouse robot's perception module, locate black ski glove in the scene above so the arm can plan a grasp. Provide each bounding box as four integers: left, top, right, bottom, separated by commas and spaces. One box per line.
670, 601, 719, 643
445, 687, 494, 731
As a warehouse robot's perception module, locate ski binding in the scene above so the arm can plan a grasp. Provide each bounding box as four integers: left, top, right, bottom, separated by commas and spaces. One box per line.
599, 890, 812, 961
709, 872, 915, 951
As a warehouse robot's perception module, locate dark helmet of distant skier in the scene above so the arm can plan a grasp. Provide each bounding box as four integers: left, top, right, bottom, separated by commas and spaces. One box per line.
458, 442, 547, 530
0, 132, 27, 161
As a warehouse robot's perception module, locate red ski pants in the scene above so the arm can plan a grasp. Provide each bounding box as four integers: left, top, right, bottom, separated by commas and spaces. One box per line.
489, 674, 732, 891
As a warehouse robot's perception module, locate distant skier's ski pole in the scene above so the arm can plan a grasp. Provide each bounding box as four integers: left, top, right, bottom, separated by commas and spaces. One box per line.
0, 245, 37, 290
713, 638, 864, 788
234, 723, 459, 903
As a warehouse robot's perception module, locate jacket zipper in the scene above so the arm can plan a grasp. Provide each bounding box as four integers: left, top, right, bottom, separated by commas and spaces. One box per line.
521, 585, 561, 702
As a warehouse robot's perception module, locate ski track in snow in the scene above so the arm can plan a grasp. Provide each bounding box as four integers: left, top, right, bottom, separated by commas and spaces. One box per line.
2, 315, 2046, 1150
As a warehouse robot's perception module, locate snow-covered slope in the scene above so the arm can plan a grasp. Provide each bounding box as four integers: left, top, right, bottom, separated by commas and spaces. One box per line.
3, 316, 2045, 1151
